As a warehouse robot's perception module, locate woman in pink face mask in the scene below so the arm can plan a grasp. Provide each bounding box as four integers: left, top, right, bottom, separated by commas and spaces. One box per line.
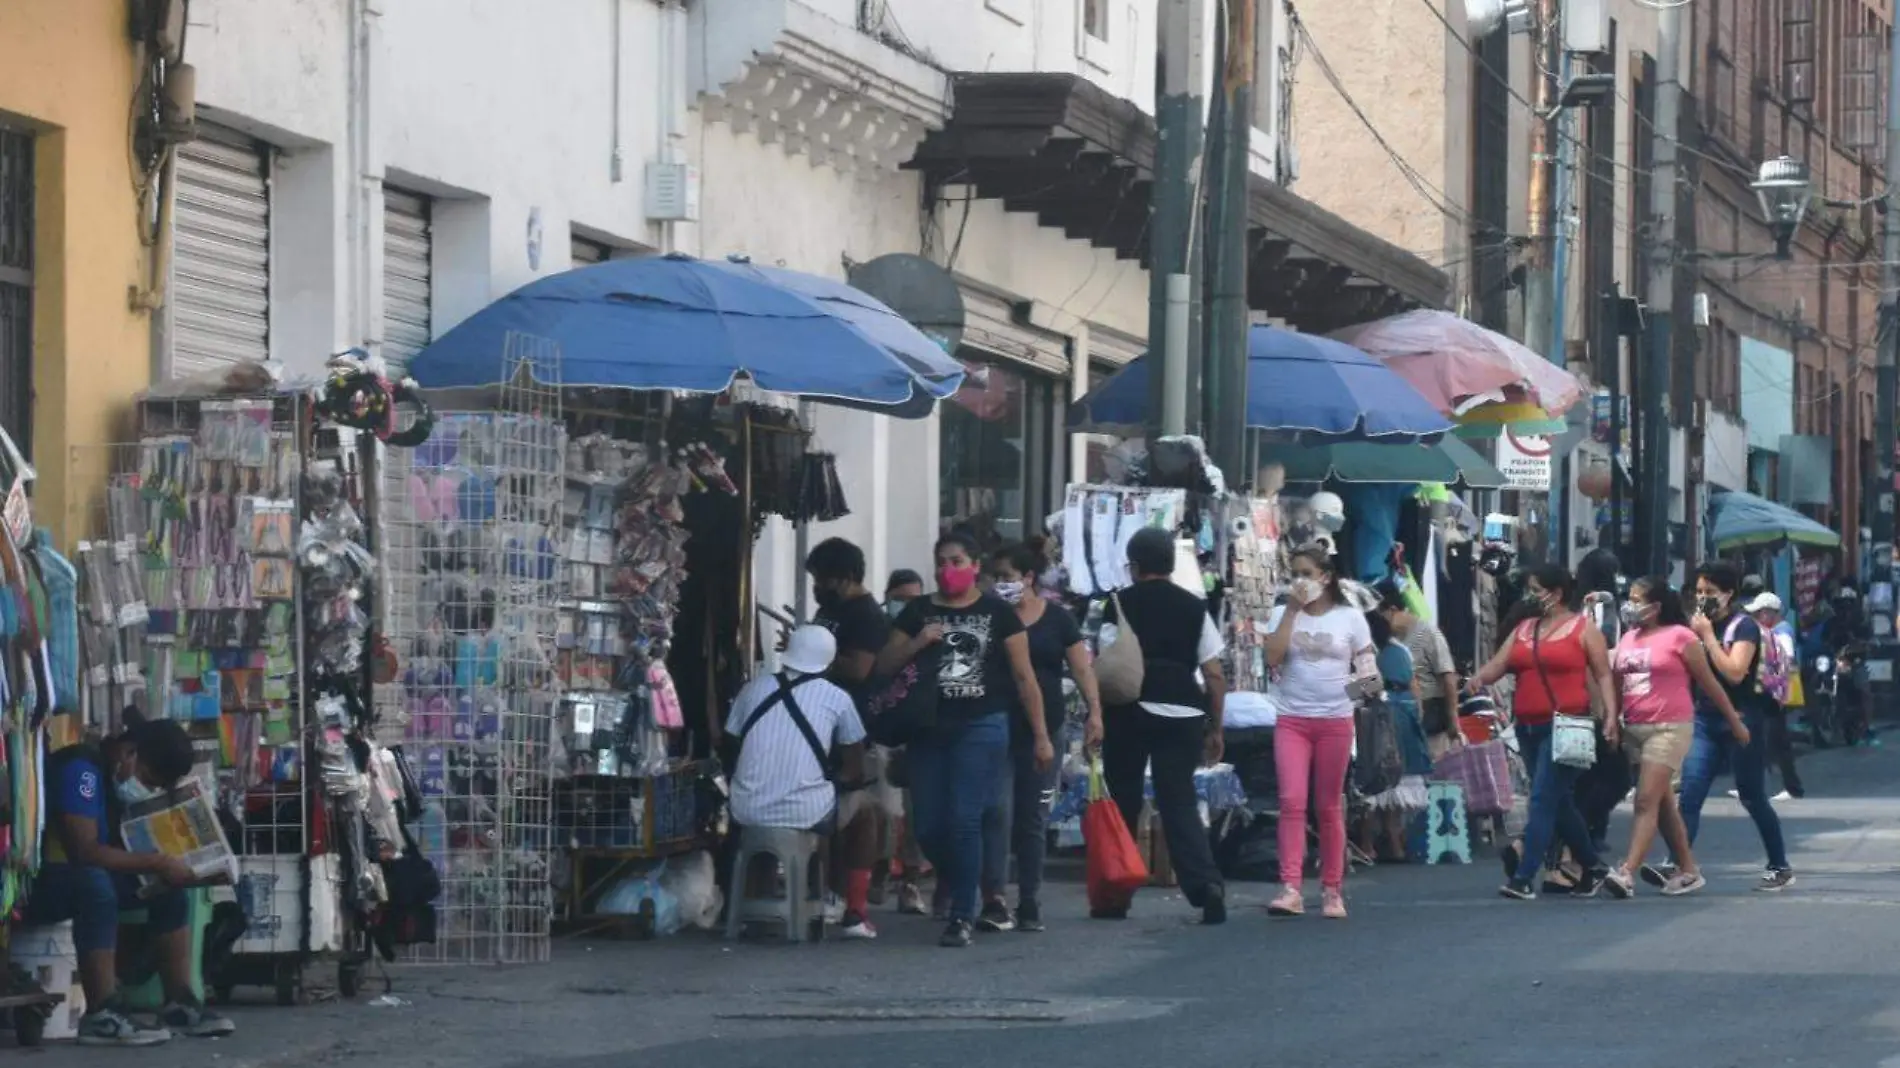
876, 532, 1051, 948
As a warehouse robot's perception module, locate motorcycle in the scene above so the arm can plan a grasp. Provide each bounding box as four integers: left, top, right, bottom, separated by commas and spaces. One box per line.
1806, 645, 1869, 748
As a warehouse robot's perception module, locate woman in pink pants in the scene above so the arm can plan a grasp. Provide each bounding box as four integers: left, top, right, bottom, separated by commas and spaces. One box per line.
1266, 545, 1375, 919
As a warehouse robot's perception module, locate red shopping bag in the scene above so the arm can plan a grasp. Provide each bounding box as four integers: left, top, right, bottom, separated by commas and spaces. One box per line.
1082, 759, 1148, 911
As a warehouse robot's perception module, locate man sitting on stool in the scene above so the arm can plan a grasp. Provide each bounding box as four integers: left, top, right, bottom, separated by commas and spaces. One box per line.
725, 626, 868, 925
26, 717, 234, 1046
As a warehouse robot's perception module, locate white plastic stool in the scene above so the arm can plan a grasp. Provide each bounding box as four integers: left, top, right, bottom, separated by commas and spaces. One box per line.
725, 826, 825, 943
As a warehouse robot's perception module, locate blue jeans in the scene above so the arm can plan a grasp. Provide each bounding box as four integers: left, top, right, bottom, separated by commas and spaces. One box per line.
25, 864, 187, 954
908, 712, 1010, 923
1678, 706, 1790, 870
1513, 721, 1600, 884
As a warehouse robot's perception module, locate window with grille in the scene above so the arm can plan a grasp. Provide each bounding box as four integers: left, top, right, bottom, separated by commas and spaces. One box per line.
1840, 27, 1881, 153
0, 127, 30, 460
1783, 0, 1816, 110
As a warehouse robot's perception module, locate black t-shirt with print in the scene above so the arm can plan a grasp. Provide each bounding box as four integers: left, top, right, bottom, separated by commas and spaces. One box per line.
1697, 612, 1770, 721
893, 594, 1026, 726
814, 592, 891, 715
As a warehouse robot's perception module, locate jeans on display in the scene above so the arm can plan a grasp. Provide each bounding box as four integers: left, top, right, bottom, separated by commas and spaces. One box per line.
1512, 720, 1601, 884
908, 712, 1010, 923
981, 719, 1065, 905
1677, 706, 1790, 870
26, 864, 188, 955
1100, 704, 1223, 906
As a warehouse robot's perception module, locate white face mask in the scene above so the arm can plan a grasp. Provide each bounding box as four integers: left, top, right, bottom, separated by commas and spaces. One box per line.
116, 777, 164, 806
991, 581, 1026, 605
1290, 578, 1322, 604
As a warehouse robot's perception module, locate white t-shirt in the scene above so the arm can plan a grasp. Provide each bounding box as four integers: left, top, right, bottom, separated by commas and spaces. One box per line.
1097, 616, 1225, 719
1266, 604, 1373, 720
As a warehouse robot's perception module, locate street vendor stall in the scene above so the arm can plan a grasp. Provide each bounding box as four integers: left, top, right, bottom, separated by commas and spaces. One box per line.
396, 253, 963, 948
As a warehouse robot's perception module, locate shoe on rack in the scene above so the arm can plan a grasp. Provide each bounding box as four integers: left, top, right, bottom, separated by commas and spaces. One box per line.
1267, 886, 1304, 917
1016, 898, 1045, 932
839, 912, 879, 940
976, 899, 1016, 933
1602, 866, 1635, 899
895, 881, 926, 916
77, 1009, 172, 1047
939, 919, 974, 948
1660, 870, 1707, 896
1499, 879, 1537, 901
1320, 889, 1347, 920
1755, 867, 1797, 893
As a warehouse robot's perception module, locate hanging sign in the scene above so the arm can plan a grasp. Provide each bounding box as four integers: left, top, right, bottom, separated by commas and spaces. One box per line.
1497, 430, 1552, 492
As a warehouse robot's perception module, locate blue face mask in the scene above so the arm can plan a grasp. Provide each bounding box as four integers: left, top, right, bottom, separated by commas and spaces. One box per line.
117, 776, 164, 805
884, 599, 909, 620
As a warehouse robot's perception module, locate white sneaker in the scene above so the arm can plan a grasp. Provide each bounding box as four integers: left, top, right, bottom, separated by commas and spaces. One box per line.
1772, 790, 1793, 802
1726, 789, 1740, 799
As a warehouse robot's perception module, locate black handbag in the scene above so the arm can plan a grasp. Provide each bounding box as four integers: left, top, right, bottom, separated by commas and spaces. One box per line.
865, 647, 942, 747
1353, 694, 1405, 797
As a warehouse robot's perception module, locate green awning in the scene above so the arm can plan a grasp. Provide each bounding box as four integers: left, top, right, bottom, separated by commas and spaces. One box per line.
1261, 437, 1506, 489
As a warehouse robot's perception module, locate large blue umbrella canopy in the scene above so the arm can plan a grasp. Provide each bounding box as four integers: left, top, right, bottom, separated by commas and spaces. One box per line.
406, 253, 965, 414
1067, 325, 1453, 442
1709, 489, 1841, 552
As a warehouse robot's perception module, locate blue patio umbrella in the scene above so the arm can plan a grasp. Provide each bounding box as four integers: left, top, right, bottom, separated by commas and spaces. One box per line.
1709, 489, 1841, 552
406, 253, 965, 415
1067, 325, 1453, 442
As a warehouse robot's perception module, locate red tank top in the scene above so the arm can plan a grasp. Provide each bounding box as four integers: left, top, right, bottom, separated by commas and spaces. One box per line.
1505, 616, 1591, 724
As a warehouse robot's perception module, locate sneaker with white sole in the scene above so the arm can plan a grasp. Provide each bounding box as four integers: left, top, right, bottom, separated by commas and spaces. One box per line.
77, 1008, 172, 1047
160, 1000, 236, 1038
1639, 862, 1677, 889
1661, 870, 1707, 896
1771, 790, 1793, 802
1602, 866, 1635, 899
1755, 867, 1796, 892
838, 912, 878, 940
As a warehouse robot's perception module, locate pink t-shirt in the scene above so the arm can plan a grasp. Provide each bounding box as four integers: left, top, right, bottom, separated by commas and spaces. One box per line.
1614, 624, 1699, 724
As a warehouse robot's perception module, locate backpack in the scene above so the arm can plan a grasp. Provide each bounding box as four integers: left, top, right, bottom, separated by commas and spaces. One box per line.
1724, 616, 1790, 705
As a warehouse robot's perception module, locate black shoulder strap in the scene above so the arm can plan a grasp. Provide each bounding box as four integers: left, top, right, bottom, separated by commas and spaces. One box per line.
734, 673, 831, 773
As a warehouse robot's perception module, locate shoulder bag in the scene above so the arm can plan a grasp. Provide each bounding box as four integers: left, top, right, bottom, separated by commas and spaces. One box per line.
1094, 590, 1146, 706
865, 648, 941, 748
734, 673, 852, 784
1533, 620, 1597, 769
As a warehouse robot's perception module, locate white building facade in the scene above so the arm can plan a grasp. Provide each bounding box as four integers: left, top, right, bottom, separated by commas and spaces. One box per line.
176, 0, 1445, 617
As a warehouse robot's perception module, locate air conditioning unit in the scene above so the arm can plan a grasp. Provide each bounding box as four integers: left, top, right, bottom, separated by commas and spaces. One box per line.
644, 162, 700, 222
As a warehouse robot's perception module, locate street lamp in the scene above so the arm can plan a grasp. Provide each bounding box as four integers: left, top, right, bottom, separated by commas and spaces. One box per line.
1751, 156, 1812, 260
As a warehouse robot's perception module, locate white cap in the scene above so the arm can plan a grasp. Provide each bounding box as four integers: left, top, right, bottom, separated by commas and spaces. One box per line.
780, 625, 837, 676
1744, 592, 1783, 615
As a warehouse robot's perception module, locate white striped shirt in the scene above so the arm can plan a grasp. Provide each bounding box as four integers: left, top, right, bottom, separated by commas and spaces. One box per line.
724, 672, 866, 829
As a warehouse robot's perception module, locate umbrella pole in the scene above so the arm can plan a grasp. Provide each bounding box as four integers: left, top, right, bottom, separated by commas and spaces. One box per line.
738, 404, 755, 673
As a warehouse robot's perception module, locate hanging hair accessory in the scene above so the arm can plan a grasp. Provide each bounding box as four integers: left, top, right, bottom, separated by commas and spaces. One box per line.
315, 348, 438, 447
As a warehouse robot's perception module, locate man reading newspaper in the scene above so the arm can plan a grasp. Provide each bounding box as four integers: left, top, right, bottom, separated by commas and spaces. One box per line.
25, 717, 235, 1046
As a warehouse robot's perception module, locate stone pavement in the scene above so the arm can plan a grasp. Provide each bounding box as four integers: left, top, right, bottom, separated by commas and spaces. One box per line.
19, 737, 1900, 1068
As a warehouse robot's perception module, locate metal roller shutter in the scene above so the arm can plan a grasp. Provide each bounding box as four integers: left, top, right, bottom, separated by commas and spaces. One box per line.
171, 128, 270, 379
382, 189, 433, 372
958, 284, 1069, 377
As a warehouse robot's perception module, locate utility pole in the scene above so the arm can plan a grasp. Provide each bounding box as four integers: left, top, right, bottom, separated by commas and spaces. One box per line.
1640, 0, 1681, 577
1546, 50, 1577, 566
1149, 0, 1208, 440
1205, 0, 1255, 480
1521, 0, 1560, 561
1873, 6, 1900, 587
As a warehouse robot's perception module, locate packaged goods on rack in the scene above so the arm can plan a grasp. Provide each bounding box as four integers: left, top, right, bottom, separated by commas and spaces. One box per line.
382, 410, 562, 965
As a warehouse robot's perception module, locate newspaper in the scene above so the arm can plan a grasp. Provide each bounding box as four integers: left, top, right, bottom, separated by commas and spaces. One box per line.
119, 777, 240, 898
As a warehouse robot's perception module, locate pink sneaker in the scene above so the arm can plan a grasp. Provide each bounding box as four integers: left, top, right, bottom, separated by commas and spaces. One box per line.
1321, 889, 1347, 919
1267, 886, 1304, 916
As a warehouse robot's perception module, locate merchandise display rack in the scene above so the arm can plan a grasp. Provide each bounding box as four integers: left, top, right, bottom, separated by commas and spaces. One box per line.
379, 356, 563, 965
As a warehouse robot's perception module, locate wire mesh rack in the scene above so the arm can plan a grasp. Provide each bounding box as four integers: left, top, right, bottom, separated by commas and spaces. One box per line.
380, 336, 565, 964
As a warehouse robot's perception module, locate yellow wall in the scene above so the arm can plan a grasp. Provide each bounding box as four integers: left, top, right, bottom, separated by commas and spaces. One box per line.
0, 0, 150, 546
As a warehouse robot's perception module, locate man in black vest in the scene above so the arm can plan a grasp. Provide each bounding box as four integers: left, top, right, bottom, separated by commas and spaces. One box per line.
1098, 527, 1228, 924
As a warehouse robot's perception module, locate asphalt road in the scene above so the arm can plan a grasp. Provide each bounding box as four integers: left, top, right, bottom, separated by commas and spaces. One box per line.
22, 735, 1900, 1068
